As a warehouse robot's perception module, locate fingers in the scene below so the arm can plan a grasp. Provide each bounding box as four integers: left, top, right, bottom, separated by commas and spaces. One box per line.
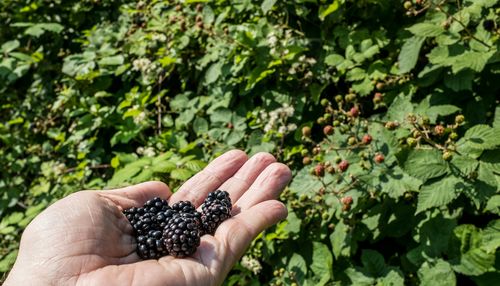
169, 150, 248, 207
99, 181, 172, 209
217, 200, 287, 259
234, 163, 291, 211
216, 152, 276, 205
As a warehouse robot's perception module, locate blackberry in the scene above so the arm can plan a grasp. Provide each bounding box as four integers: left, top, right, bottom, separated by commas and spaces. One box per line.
163, 214, 201, 257
200, 190, 232, 235
123, 197, 171, 259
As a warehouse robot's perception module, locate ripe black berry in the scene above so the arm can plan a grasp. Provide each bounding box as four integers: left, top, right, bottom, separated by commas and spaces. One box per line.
163, 214, 201, 258
123, 197, 171, 259
200, 190, 232, 235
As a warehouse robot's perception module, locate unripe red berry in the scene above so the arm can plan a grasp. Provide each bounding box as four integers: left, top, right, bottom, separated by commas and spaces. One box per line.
341, 196, 353, 205
323, 125, 334, 135
227, 122, 234, 129
302, 157, 312, 165
385, 121, 399, 130
338, 160, 349, 172
349, 107, 360, 118
362, 134, 372, 145
314, 164, 325, 177
374, 153, 385, 164
302, 126, 312, 137
434, 125, 445, 136
373, 92, 383, 104
376, 82, 385, 90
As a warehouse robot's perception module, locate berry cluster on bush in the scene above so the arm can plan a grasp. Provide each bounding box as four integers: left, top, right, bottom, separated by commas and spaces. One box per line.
123, 190, 232, 259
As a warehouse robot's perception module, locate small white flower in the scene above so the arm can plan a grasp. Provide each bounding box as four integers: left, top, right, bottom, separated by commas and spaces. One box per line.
241, 255, 262, 275
287, 123, 297, 131
278, 125, 287, 134
143, 147, 156, 157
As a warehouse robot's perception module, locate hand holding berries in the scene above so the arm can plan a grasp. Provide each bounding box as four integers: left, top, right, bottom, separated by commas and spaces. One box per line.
4, 150, 291, 286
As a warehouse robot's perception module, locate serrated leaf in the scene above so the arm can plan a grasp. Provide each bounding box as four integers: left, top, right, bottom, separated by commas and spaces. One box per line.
407, 23, 445, 37
481, 149, 500, 173
330, 220, 354, 259
416, 177, 461, 213
482, 220, 500, 253
310, 242, 333, 286
151, 161, 176, 173
170, 168, 193, 181
184, 160, 206, 172
450, 154, 479, 175
451, 50, 495, 73
485, 195, 500, 215
450, 224, 496, 276
462, 125, 500, 150
398, 36, 425, 74
418, 260, 456, 286
404, 149, 449, 181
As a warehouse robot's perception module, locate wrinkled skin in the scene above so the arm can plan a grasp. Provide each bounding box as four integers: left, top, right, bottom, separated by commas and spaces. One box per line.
5, 150, 291, 286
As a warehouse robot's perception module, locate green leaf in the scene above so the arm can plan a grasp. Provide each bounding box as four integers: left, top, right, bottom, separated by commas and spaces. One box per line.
170, 168, 193, 181
398, 36, 425, 74
450, 154, 479, 175
193, 117, 209, 135
485, 195, 500, 215
151, 161, 176, 173
330, 220, 354, 259
1, 40, 20, 53
451, 51, 496, 73
288, 253, 307, 282
404, 149, 449, 181
325, 54, 345, 66
481, 149, 500, 173
462, 125, 500, 150
310, 242, 333, 286
407, 23, 445, 37
361, 249, 386, 277
416, 176, 461, 213
261, 0, 277, 14
450, 224, 496, 276
98, 55, 124, 66
319, 1, 340, 20
482, 220, 500, 254
418, 260, 456, 286
345, 268, 375, 286
205, 62, 222, 85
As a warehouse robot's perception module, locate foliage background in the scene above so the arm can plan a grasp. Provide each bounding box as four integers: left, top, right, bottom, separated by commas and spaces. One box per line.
1, 0, 500, 284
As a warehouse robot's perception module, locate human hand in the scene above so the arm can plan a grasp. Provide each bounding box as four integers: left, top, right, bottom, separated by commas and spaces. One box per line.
4, 150, 291, 286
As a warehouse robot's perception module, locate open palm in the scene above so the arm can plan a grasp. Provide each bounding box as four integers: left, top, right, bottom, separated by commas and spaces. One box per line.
5, 150, 291, 286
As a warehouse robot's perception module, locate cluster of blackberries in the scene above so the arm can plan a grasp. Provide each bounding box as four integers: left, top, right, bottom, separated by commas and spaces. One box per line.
123, 190, 232, 259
